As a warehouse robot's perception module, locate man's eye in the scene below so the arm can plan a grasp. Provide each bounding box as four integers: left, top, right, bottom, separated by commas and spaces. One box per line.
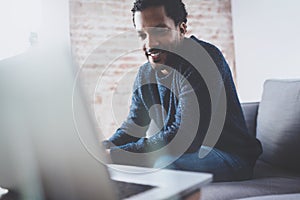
153, 28, 170, 36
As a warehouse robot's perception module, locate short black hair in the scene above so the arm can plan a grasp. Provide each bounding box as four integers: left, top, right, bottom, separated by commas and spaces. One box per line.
131, 0, 188, 27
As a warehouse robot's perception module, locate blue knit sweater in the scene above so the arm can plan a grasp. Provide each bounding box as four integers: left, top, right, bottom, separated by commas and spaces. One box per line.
104, 36, 262, 165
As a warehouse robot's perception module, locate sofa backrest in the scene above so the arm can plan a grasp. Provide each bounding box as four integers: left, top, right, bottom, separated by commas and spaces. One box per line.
256, 79, 300, 172
241, 102, 259, 137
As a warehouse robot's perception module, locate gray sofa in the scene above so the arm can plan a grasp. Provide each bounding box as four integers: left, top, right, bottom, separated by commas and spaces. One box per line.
201, 79, 300, 200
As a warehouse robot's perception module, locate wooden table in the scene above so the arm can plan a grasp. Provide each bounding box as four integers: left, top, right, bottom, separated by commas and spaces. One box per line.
184, 189, 201, 200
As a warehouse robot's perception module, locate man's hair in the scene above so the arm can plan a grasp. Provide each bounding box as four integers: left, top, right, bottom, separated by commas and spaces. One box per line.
131, 0, 188, 27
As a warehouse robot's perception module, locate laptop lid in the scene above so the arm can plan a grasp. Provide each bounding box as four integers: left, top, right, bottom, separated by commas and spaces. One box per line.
0, 43, 118, 200
0, 0, 117, 198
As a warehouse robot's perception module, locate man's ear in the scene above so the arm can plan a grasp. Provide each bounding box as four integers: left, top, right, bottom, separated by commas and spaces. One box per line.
179, 22, 187, 35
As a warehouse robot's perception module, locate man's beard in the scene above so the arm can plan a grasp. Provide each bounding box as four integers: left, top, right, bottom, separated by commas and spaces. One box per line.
144, 46, 182, 69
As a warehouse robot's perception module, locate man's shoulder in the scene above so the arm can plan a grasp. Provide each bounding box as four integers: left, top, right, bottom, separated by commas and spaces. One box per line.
190, 35, 223, 57
189, 35, 231, 77
133, 62, 153, 88
190, 36, 211, 46
139, 62, 151, 70
136, 62, 152, 77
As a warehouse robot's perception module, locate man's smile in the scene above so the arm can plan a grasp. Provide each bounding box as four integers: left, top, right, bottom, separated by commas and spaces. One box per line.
145, 48, 166, 63
145, 48, 165, 63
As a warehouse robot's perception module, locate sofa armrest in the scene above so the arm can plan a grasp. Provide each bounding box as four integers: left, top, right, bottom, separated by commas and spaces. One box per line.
241, 102, 259, 137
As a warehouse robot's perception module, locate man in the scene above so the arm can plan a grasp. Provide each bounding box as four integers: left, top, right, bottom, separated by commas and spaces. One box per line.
103, 0, 262, 182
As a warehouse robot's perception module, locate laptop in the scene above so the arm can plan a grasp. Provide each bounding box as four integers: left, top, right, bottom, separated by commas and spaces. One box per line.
0, 17, 212, 200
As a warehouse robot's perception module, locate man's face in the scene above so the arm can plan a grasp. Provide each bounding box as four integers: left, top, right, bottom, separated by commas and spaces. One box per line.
134, 6, 186, 72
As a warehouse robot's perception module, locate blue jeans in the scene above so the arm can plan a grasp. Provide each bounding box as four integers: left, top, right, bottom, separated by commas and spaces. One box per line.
155, 146, 253, 182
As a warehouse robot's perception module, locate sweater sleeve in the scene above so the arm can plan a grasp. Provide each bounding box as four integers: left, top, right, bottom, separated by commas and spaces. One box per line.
103, 72, 151, 149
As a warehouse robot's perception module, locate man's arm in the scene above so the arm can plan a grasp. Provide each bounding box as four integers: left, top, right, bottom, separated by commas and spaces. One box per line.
103, 76, 151, 149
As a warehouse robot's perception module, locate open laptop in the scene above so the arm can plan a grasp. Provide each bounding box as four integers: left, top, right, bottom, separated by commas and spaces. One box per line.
0, 7, 212, 197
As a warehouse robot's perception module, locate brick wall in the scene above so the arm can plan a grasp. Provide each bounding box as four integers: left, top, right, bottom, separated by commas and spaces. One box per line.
69, 0, 236, 138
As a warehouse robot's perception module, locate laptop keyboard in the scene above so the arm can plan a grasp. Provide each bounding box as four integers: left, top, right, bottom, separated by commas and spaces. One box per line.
0, 181, 155, 200
112, 180, 156, 199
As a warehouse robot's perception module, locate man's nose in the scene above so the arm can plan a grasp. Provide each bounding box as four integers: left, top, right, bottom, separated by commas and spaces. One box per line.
145, 34, 160, 49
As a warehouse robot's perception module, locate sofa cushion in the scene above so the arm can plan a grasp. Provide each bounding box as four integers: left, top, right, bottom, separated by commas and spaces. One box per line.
256, 79, 300, 172
253, 160, 300, 179
236, 193, 300, 200
201, 176, 300, 200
